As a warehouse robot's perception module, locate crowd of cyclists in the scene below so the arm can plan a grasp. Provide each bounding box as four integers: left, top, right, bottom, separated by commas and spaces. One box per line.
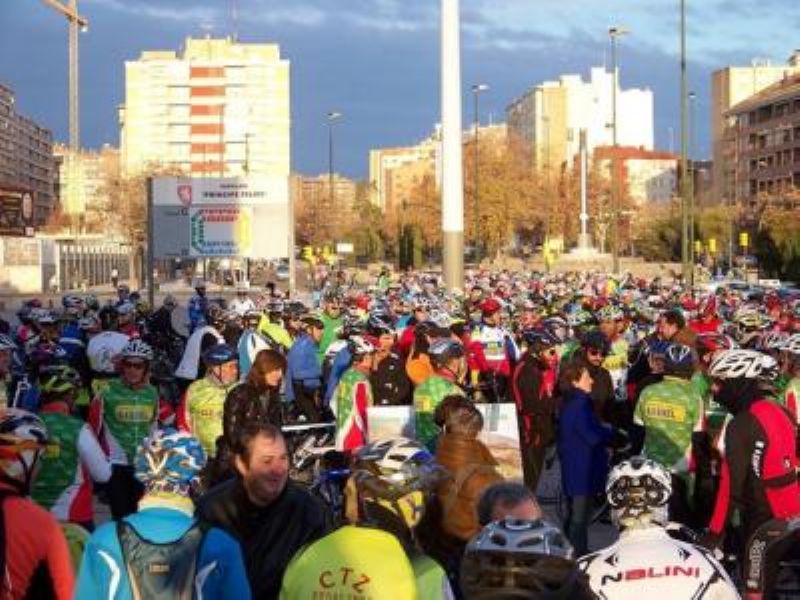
1, 268, 799, 599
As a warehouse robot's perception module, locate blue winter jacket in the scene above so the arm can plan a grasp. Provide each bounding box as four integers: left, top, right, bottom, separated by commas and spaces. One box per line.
285, 333, 322, 402
557, 387, 614, 497
75, 506, 250, 600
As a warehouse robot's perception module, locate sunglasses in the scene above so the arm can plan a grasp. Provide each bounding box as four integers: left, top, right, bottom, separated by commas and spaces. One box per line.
588, 349, 608, 358
541, 348, 558, 357
122, 361, 147, 371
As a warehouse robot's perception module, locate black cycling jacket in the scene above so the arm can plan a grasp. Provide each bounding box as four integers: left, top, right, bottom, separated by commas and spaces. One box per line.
198, 478, 332, 599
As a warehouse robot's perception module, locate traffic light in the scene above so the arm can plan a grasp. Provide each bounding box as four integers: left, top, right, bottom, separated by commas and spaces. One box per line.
739, 232, 749, 249
708, 238, 717, 254
694, 240, 703, 254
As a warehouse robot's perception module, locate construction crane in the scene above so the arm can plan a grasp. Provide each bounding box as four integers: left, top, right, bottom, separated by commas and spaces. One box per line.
40, 0, 87, 219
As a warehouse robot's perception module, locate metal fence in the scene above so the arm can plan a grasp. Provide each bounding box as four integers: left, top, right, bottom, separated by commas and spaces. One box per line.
57, 242, 132, 292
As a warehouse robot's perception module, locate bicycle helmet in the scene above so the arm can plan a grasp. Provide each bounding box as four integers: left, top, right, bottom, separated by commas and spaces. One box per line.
61, 294, 84, 310
480, 298, 502, 315
460, 518, 580, 600
606, 456, 672, 529
581, 330, 611, 356
202, 343, 238, 366
366, 313, 394, 337
783, 333, 800, 356
708, 349, 779, 381
759, 330, 790, 353
299, 314, 325, 331
0, 408, 49, 494
428, 309, 453, 330
348, 335, 377, 358
597, 304, 624, 322
84, 294, 99, 311
696, 332, 737, 357
39, 365, 82, 395
542, 317, 570, 343
35, 310, 58, 326
662, 343, 695, 377
428, 339, 465, 368
351, 437, 442, 529
134, 428, 206, 496
0, 334, 16, 353
119, 339, 154, 363
116, 301, 135, 317
522, 329, 560, 353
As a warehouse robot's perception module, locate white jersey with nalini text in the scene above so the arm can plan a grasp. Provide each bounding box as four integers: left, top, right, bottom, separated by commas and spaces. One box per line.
578, 527, 739, 600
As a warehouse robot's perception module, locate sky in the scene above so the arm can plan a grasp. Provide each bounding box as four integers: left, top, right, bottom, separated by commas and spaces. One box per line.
1, 0, 797, 179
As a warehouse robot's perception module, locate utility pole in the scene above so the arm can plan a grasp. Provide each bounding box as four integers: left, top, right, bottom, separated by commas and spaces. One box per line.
41, 0, 87, 226
326, 111, 342, 247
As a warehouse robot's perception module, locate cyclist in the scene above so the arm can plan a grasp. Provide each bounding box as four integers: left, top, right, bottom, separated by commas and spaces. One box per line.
579, 456, 738, 599
740, 518, 800, 600
31, 365, 111, 528
559, 330, 615, 422
318, 292, 344, 362
0, 333, 16, 406
414, 339, 466, 451
177, 343, 239, 458
90, 339, 161, 519
460, 518, 595, 599
287, 313, 327, 420
779, 333, 800, 425
188, 279, 210, 333
469, 297, 519, 402
704, 349, 800, 551
0, 408, 74, 599
257, 300, 294, 351
230, 281, 256, 317
597, 303, 631, 407
511, 329, 561, 490
332, 335, 376, 450
280, 437, 453, 599
369, 312, 412, 406
633, 343, 705, 526
76, 428, 250, 599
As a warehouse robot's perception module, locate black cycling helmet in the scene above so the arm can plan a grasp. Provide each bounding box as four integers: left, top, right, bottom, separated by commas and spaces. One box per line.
581, 330, 610, 356
662, 343, 695, 378
461, 518, 585, 600
428, 339, 465, 369
522, 329, 560, 354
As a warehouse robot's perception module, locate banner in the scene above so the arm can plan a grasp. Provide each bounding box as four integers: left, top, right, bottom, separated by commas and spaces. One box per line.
474, 403, 523, 480
150, 176, 289, 259
367, 406, 416, 441
0, 187, 35, 237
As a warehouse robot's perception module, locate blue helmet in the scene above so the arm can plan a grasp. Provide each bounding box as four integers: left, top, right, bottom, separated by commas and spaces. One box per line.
134, 428, 206, 494
202, 343, 238, 366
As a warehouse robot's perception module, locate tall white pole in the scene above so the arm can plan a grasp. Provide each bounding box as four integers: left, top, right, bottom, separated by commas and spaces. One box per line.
441, 0, 464, 291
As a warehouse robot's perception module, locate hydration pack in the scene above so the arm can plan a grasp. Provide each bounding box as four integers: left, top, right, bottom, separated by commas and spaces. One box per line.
117, 520, 209, 600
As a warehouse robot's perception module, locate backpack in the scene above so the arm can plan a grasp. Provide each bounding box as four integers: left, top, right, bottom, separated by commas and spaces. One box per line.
117, 519, 210, 600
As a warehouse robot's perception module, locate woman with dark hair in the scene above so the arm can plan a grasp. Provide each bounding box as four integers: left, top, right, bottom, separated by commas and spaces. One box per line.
205, 349, 287, 487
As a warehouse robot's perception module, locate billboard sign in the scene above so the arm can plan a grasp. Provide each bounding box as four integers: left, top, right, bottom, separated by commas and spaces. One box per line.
150, 176, 289, 259
0, 187, 35, 237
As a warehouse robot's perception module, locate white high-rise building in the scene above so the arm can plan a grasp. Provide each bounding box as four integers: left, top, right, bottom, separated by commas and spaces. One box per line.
120, 37, 290, 179
507, 67, 654, 169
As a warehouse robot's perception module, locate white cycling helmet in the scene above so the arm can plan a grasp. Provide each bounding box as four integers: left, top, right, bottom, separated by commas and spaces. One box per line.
348, 335, 377, 357
708, 349, 778, 381
783, 333, 800, 356
759, 331, 790, 353
119, 339, 154, 362
0, 334, 16, 353
606, 456, 672, 529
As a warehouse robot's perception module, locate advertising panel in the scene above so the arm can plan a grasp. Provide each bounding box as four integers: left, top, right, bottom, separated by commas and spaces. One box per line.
150, 176, 289, 259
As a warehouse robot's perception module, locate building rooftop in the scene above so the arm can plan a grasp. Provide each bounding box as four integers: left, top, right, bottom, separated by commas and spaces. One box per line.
726, 73, 800, 115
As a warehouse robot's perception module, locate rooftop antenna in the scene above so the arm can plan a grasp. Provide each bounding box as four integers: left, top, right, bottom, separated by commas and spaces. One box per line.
200, 21, 214, 40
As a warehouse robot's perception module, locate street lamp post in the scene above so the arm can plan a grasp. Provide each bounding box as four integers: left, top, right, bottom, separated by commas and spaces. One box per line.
609, 26, 628, 275
326, 111, 342, 246
472, 83, 489, 261
680, 0, 691, 284
689, 90, 697, 283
